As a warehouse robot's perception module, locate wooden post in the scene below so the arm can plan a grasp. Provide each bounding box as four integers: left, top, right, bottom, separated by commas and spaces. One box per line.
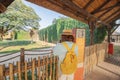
0, 65, 4, 80
25, 61, 28, 80
50, 55, 53, 80
90, 28, 94, 45
107, 26, 112, 43
9, 63, 14, 80
88, 20, 96, 45
32, 59, 35, 80
55, 56, 58, 80
38, 57, 41, 80
18, 62, 21, 80
108, 30, 111, 43
20, 48, 25, 66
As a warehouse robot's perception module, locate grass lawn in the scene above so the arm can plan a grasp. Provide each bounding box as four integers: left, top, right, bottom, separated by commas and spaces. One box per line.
0, 40, 54, 54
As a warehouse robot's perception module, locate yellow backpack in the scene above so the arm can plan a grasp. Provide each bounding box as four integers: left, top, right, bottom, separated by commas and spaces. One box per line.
60, 42, 78, 74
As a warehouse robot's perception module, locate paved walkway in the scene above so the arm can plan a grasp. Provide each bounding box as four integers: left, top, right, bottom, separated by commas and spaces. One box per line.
85, 61, 120, 80
85, 42, 120, 80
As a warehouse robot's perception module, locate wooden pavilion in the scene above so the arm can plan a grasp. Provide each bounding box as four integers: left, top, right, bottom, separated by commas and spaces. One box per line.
27, 0, 120, 44
0, 0, 120, 44
0, 0, 120, 80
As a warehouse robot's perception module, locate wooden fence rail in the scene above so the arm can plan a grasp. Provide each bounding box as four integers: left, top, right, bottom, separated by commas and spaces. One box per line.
0, 48, 58, 80
0, 43, 108, 80
84, 43, 108, 76
0, 55, 58, 80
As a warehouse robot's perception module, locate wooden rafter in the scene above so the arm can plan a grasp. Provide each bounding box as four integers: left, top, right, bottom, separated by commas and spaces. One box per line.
83, 0, 94, 10
59, 0, 110, 26
48, 0, 86, 18
106, 12, 120, 23
91, 0, 111, 14
93, 2, 120, 14
105, 12, 120, 23
0, 2, 6, 12
103, 8, 120, 21
26, 0, 120, 28
97, 7, 113, 19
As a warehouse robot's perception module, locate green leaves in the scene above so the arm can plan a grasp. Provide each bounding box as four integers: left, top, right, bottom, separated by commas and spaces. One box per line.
0, 0, 40, 36
39, 17, 107, 45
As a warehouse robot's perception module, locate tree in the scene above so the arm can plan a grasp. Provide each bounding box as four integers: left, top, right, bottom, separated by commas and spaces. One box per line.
0, 0, 40, 40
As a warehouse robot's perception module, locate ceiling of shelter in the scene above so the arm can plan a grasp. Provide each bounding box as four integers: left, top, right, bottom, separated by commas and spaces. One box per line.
0, 0, 14, 13
26, 0, 120, 28
0, 0, 120, 29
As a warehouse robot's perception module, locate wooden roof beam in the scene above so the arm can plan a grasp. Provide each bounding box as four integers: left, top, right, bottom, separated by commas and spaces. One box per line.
94, 2, 120, 14
60, 0, 110, 26
0, 2, 6, 12
48, 0, 86, 23
106, 13, 120, 23
48, 0, 86, 18
97, 7, 113, 19
91, 0, 111, 14
103, 8, 120, 21
83, 0, 94, 10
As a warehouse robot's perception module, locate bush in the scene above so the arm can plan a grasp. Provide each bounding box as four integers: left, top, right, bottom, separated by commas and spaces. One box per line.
0, 40, 32, 47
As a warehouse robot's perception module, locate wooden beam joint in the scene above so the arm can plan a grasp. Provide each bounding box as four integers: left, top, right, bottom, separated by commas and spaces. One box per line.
0, 2, 6, 12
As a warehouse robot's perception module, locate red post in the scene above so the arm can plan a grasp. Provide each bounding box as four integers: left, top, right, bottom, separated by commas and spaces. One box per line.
108, 43, 114, 55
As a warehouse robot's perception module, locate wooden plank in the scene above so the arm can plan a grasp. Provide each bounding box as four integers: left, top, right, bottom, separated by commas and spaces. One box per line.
103, 8, 120, 21
42, 56, 45, 80
32, 59, 35, 80
46, 56, 48, 80
9, 63, 14, 80
18, 62, 22, 80
0, 65, 4, 80
25, 61, 28, 80
20, 48, 25, 66
55, 56, 58, 80
106, 12, 120, 23
38, 57, 41, 80
97, 2, 120, 13
83, 0, 94, 10
50, 55, 53, 80
0, 2, 6, 12
91, 0, 111, 14
53, 56, 55, 80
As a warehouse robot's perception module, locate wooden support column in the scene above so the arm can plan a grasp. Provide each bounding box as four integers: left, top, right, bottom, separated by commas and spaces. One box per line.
88, 20, 96, 45
20, 48, 25, 66
107, 27, 112, 43
0, 65, 4, 80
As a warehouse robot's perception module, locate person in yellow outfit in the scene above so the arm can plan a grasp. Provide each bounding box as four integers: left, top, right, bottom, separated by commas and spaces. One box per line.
53, 30, 78, 80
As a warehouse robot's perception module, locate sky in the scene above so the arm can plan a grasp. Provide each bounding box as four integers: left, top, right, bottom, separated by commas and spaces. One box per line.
23, 0, 66, 29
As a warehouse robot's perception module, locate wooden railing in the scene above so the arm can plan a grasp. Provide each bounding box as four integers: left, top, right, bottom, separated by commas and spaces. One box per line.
84, 43, 108, 76
0, 48, 59, 80
0, 43, 108, 80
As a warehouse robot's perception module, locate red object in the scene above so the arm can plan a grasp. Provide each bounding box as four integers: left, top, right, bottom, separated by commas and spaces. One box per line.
108, 43, 113, 54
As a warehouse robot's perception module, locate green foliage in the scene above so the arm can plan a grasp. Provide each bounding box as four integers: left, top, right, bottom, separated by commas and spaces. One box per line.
0, 40, 31, 47
39, 17, 90, 45
0, 0, 40, 40
94, 25, 107, 43
39, 17, 107, 45
17, 31, 31, 40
